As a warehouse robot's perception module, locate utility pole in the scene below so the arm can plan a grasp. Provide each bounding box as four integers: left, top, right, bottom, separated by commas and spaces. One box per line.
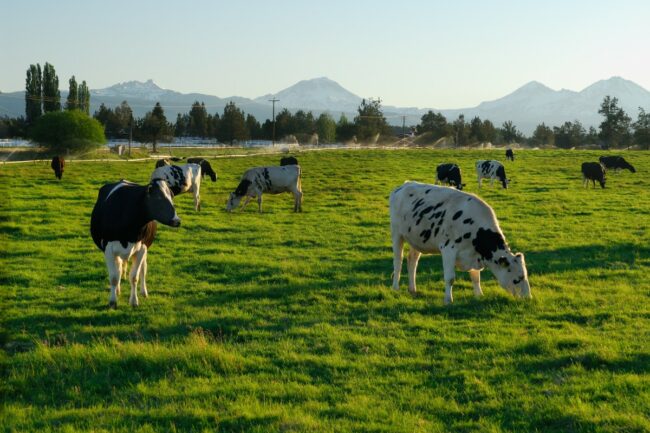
269, 97, 279, 145
402, 116, 406, 138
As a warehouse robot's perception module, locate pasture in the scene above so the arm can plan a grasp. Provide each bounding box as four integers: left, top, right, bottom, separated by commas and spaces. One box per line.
1, 149, 649, 433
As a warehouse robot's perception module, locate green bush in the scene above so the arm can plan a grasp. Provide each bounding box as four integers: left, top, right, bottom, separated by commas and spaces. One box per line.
31, 110, 106, 154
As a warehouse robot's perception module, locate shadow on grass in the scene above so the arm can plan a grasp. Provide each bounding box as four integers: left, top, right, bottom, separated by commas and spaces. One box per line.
518, 351, 649, 375
526, 243, 648, 274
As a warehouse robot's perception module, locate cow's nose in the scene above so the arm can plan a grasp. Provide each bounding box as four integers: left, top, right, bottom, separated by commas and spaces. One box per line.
171, 216, 181, 227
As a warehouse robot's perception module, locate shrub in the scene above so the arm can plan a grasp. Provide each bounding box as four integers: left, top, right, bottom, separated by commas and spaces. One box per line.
31, 110, 106, 154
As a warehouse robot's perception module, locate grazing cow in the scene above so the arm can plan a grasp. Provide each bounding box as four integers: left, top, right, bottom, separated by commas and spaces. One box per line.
154, 157, 184, 169
582, 162, 606, 188
476, 160, 509, 189
505, 149, 515, 161
90, 179, 181, 308
599, 156, 635, 173
280, 156, 299, 166
226, 165, 302, 213
150, 163, 203, 211
436, 163, 465, 190
51, 156, 64, 180
186, 157, 218, 182
390, 181, 530, 304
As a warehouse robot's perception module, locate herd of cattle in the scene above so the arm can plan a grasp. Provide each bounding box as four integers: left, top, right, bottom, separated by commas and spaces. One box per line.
48, 149, 637, 307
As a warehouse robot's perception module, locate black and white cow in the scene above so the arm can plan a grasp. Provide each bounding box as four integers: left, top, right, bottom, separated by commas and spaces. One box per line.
154, 157, 184, 169
186, 157, 218, 182
150, 163, 203, 211
280, 156, 299, 166
598, 156, 635, 173
582, 162, 606, 188
51, 156, 64, 180
476, 160, 509, 189
436, 163, 465, 190
226, 165, 302, 213
90, 179, 180, 308
390, 181, 530, 304
505, 149, 515, 161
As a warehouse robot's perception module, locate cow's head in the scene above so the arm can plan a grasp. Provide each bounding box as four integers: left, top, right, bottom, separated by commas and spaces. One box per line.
201, 161, 217, 182
491, 252, 531, 299
226, 179, 252, 212
147, 179, 181, 227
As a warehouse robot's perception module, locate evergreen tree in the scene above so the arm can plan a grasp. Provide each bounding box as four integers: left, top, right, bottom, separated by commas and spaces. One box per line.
188, 101, 208, 137
336, 113, 356, 142
114, 100, 133, 136
354, 98, 391, 142
42, 62, 61, 112
468, 116, 483, 143
175, 113, 188, 137
66, 76, 79, 110
78, 81, 90, 115
553, 120, 585, 149
274, 108, 295, 139
246, 114, 262, 139
598, 96, 631, 148
218, 102, 248, 143
531, 123, 554, 146
633, 107, 650, 150
316, 113, 337, 144
501, 120, 520, 143
25, 64, 42, 125
416, 110, 449, 140
452, 114, 468, 146
137, 102, 170, 152
480, 119, 497, 143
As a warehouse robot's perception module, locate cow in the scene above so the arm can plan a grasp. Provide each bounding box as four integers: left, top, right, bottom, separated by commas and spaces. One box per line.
226, 165, 302, 213
390, 181, 530, 305
154, 157, 184, 169
599, 156, 635, 173
90, 179, 181, 308
476, 160, 509, 189
505, 149, 515, 161
436, 163, 465, 190
582, 162, 606, 188
150, 163, 202, 211
280, 156, 299, 166
51, 156, 64, 180
186, 157, 218, 182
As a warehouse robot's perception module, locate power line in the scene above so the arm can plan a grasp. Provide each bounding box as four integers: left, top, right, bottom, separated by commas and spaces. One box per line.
269, 97, 279, 145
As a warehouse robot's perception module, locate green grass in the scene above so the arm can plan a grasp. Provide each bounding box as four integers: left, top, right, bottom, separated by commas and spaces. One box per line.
1, 149, 649, 432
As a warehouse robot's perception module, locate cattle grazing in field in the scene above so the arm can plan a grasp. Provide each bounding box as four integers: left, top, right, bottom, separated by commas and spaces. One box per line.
598, 156, 635, 173
150, 163, 203, 211
280, 156, 299, 166
476, 160, 509, 189
186, 157, 218, 182
436, 163, 465, 190
582, 162, 606, 188
51, 156, 65, 180
226, 165, 302, 213
390, 181, 530, 304
154, 157, 184, 169
90, 179, 180, 308
505, 148, 515, 161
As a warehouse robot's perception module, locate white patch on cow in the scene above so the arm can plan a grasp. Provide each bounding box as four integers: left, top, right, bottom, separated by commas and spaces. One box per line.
104, 240, 149, 308
105, 181, 130, 201
151, 163, 203, 211
227, 165, 302, 213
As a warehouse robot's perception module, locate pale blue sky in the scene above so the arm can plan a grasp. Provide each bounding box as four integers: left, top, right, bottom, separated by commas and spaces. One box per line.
2, 0, 649, 108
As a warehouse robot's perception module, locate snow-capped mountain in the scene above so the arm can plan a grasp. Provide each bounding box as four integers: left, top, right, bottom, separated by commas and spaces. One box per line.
255, 77, 362, 112
92, 79, 178, 101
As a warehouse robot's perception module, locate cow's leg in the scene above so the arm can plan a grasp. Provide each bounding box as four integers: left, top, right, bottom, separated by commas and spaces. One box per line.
193, 183, 201, 211
105, 248, 120, 308
407, 247, 422, 295
129, 246, 147, 307
469, 269, 483, 297
583, 176, 587, 188
441, 249, 457, 305
293, 190, 303, 212
391, 232, 404, 291
115, 257, 123, 295
257, 194, 263, 213
140, 249, 148, 298
477, 176, 482, 189
240, 196, 252, 211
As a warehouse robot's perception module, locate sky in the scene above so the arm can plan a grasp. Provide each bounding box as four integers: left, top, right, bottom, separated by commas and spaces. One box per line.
2, 0, 650, 109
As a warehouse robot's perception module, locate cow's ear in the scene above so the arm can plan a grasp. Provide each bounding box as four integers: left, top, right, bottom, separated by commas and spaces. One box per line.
497, 256, 509, 267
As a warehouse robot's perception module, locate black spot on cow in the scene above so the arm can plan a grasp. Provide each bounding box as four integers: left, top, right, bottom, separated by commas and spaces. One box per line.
472, 228, 506, 260
234, 179, 252, 196
433, 202, 444, 210
434, 227, 440, 237
455, 237, 462, 243
463, 232, 471, 239
481, 161, 492, 174
420, 229, 432, 243
444, 239, 450, 247
408, 226, 411, 233
416, 206, 434, 224
463, 218, 474, 225
425, 189, 431, 194
412, 198, 425, 212
452, 210, 463, 220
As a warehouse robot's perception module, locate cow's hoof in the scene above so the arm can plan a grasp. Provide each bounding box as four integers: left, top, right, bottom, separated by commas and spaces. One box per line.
108, 301, 117, 309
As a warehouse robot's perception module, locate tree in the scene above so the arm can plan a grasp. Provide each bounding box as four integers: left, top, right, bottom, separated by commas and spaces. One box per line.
274, 108, 295, 140
452, 114, 468, 146
531, 123, 554, 146
316, 113, 337, 144
468, 116, 483, 143
42, 62, 61, 112
633, 107, 650, 150
175, 113, 189, 137
31, 110, 106, 154
354, 98, 391, 142
218, 101, 248, 143
553, 120, 585, 149
246, 114, 262, 139
188, 101, 208, 137
598, 96, 631, 148
66, 76, 79, 110
501, 120, 520, 143
137, 102, 171, 152
25, 64, 42, 125
417, 110, 449, 140
336, 114, 356, 142
78, 81, 90, 115
480, 119, 497, 143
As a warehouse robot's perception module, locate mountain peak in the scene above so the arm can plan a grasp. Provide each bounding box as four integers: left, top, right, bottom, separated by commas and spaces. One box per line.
93, 79, 173, 100
254, 77, 362, 110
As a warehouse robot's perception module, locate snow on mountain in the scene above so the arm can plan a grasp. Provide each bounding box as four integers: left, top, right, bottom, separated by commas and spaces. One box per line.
255, 77, 362, 111
92, 79, 178, 100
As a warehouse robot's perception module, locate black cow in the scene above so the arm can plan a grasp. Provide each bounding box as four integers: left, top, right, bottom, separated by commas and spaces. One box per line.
599, 156, 635, 173
51, 156, 65, 180
505, 149, 515, 161
581, 162, 606, 188
436, 163, 465, 190
186, 157, 218, 182
280, 156, 299, 166
90, 179, 181, 308
154, 157, 184, 169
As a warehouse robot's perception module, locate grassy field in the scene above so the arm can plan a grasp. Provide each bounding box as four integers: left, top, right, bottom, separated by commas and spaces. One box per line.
1, 149, 649, 432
